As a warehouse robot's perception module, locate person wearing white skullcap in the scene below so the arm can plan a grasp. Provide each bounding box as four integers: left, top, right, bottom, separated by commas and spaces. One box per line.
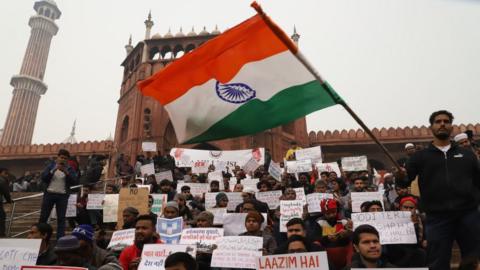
404, 143, 416, 157
454, 133, 470, 148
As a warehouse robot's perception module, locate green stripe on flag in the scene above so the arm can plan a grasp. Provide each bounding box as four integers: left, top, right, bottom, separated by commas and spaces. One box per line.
184, 80, 343, 144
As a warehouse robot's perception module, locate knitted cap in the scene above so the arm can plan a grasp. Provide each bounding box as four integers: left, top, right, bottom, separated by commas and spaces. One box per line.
72, 224, 94, 243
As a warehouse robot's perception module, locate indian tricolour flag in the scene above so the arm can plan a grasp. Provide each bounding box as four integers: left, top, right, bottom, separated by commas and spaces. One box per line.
138, 11, 344, 144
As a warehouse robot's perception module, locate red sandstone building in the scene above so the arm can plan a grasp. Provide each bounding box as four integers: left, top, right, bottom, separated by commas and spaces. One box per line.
0, 6, 478, 177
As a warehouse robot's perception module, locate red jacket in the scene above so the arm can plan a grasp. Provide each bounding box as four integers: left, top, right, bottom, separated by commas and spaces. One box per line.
119, 239, 162, 270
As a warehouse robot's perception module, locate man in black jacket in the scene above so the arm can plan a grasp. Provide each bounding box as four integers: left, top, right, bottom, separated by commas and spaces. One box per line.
401, 110, 480, 270
0, 167, 13, 237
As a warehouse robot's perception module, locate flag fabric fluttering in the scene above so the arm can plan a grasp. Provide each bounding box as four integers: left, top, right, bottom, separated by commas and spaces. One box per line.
138, 8, 343, 144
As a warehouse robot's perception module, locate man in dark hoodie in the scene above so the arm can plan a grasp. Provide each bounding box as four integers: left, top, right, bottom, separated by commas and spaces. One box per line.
399, 110, 480, 270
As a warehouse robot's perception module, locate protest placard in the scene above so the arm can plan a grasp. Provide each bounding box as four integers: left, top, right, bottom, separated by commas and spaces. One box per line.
242, 157, 260, 173
22, 267, 88, 270
268, 161, 283, 181
192, 160, 209, 174
171, 148, 265, 168
107, 228, 135, 250
103, 194, 119, 223
341, 156, 368, 171
351, 192, 384, 213
180, 228, 224, 252
280, 200, 304, 232
315, 162, 341, 176
155, 170, 173, 183
241, 178, 259, 192
306, 193, 334, 213
140, 163, 155, 176
176, 183, 209, 197
0, 239, 40, 270
207, 208, 228, 225
139, 244, 197, 270
66, 194, 77, 217
295, 146, 322, 163
151, 194, 167, 216
207, 171, 225, 190
286, 160, 312, 173
86, 194, 105, 210
142, 142, 157, 152
223, 213, 268, 236
257, 251, 329, 270
204, 192, 242, 210
256, 190, 282, 210
351, 211, 417, 244
293, 187, 307, 205
117, 188, 149, 228
157, 217, 183, 244
211, 236, 263, 269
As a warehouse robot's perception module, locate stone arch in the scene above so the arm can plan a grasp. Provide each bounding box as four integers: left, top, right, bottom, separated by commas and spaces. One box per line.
173, 44, 184, 58
185, 43, 196, 53
149, 47, 161, 61
161, 46, 173, 59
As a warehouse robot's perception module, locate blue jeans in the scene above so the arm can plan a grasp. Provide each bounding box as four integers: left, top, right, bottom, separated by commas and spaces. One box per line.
39, 192, 69, 239
425, 208, 480, 270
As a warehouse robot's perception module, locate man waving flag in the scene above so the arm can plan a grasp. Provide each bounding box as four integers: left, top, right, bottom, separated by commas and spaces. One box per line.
138, 2, 344, 144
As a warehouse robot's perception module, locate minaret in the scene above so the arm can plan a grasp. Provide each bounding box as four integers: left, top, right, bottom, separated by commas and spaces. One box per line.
125, 35, 134, 55
1, 0, 61, 146
144, 11, 154, 39
291, 25, 300, 45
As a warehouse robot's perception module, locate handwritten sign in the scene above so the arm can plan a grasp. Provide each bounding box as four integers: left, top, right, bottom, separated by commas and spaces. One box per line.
107, 229, 135, 249
256, 190, 282, 210
306, 193, 334, 213
207, 208, 228, 225
139, 244, 197, 270
223, 213, 268, 236
293, 187, 307, 205
157, 217, 183, 244
87, 194, 105, 210
205, 192, 242, 210
207, 171, 224, 190
180, 228, 224, 253
351, 211, 417, 244
151, 194, 167, 216
243, 158, 260, 173
66, 194, 77, 217
0, 239, 40, 270
341, 156, 368, 171
268, 162, 283, 181
280, 200, 304, 232
295, 146, 322, 163
142, 142, 157, 152
351, 192, 384, 213
257, 251, 329, 270
315, 162, 341, 176
286, 160, 312, 173
140, 163, 155, 177
241, 178, 259, 192
211, 236, 263, 269
176, 183, 209, 197
103, 194, 119, 223
117, 188, 149, 228
155, 170, 173, 183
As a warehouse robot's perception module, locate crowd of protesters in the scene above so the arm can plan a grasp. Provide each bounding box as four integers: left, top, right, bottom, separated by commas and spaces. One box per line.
0, 110, 479, 270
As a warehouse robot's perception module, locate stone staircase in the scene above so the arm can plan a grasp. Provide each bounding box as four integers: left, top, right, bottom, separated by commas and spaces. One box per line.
5, 192, 44, 237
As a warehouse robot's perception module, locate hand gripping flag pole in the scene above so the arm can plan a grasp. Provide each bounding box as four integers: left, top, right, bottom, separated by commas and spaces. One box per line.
251, 1, 401, 171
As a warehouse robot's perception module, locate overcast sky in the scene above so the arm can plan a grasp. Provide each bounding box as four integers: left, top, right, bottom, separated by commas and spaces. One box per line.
1, 0, 479, 144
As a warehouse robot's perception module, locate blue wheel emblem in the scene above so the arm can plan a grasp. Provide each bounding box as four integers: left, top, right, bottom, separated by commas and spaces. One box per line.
215, 81, 256, 104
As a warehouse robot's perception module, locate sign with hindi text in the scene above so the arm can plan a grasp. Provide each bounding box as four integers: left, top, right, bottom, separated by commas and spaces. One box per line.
286, 160, 312, 173
139, 244, 196, 270
107, 229, 135, 250
256, 190, 282, 210
86, 194, 105, 210
0, 239, 40, 270
295, 146, 322, 163
180, 228, 224, 253
341, 156, 368, 171
211, 236, 263, 269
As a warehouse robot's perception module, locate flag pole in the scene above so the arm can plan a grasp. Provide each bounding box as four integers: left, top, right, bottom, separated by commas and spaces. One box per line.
251, 2, 402, 171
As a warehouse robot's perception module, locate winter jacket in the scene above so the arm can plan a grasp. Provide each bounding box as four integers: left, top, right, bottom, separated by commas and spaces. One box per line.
343, 253, 396, 269
91, 243, 119, 268
119, 239, 162, 270
405, 143, 480, 213
41, 160, 78, 194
